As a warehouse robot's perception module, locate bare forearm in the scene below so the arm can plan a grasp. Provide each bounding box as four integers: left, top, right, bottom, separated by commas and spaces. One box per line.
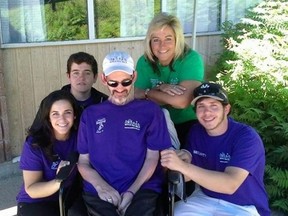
135, 87, 190, 108
25, 180, 61, 198
127, 151, 159, 193
148, 89, 191, 108
134, 88, 166, 106
78, 162, 107, 190
179, 164, 246, 194
135, 81, 198, 108
161, 150, 247, 195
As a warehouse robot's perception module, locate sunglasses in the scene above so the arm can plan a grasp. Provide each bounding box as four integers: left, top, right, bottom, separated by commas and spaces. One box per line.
106, 79, 133, 88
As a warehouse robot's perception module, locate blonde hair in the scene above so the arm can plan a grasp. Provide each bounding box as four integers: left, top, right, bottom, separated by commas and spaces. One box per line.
144, 12, 189, 63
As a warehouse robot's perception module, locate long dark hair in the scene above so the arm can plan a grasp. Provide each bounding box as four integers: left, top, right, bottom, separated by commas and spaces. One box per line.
27, 90, 80, 160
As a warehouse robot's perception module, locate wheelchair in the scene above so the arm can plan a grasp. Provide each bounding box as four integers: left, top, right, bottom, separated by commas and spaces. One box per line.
57, 161, 186, 216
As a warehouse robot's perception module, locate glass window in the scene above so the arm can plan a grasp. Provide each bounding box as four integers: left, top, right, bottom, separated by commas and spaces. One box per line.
0, 0, 263, 45
119, 0, 155, 37
162, 0, 221, 33
94, 0, 120, 38
94, 0, 160, 38
196, 0, 221, 32
0, 0, 47, 43
162, 0, 195, 34
226, 0, 262, 23
0, 0, 89, 43
45, 0, 88, 41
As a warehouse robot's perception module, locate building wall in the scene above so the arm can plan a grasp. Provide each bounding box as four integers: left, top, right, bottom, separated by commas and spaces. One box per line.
1, 34, 222, 159
0, 49, 11, 162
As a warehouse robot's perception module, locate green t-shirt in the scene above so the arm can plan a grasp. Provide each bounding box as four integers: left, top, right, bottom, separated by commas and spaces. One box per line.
135, 49, 204, 124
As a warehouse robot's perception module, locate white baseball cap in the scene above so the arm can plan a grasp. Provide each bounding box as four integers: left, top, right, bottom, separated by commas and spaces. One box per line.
102, 51, 134, 76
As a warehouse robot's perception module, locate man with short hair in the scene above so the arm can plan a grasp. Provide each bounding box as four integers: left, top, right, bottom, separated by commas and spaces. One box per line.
77, 51, 171, 216
62, 52, 108, 113
161, 82, 270, 216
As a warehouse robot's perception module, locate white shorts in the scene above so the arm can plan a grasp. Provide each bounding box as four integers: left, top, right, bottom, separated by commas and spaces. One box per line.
174, 187, 260, 216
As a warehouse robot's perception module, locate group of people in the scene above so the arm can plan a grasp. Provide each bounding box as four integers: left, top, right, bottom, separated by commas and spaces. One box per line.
16, 12, 270, 216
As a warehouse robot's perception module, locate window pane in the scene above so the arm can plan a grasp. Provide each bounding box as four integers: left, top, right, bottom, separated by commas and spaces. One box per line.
0, 0, 89, 44
94, 0, 160, 38
120, 0, 155, 37
94, 0, 120, 38
162, 0, 195, 34
0, 0, 47, 43
45, 0, 88, 41
0, 0, 264, 44
197, 0, 221, 32
162, 0, 221, 34
226, 0, 262, 23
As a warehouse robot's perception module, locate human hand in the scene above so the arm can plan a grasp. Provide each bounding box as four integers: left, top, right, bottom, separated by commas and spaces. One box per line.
96, 184, 121, 207
159, 84, 186, 96
118, 191, 134, 215
176, 149, 192, 163
160, 149, 187, 171
56, 160, 70, 174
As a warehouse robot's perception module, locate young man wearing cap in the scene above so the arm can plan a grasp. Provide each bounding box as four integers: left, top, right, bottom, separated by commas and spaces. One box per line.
77, 51, 172, 216
161, 82, 270, 216
62, 52, 108, 113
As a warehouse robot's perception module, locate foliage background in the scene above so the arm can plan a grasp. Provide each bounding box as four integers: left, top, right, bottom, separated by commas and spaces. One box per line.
214, 0, 288, 213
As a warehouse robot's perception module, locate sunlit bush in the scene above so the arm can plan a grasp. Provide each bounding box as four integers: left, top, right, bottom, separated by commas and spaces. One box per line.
215, 0, 288, 213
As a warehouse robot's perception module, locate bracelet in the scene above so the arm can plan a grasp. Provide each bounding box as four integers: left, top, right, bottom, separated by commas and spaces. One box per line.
125, 190, 135, 196
144, 88, 150, 100
156, 81, 164, 88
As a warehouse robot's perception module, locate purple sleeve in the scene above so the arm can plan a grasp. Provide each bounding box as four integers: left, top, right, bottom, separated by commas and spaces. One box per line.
20, 138, 43, 171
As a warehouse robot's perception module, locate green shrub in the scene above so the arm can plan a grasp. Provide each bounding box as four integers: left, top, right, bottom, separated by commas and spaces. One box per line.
215, 0, 288, 213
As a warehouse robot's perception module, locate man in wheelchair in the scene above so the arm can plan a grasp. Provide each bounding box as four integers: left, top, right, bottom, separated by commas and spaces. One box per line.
77, 51, 172, 216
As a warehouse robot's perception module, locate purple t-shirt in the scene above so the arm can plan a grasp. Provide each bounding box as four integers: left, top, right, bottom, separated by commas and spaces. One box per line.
78, 99, 171, 194
186, 118, 270, 216
17, 132, 77, 203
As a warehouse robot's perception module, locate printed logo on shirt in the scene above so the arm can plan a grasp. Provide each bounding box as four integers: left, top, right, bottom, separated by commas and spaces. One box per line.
193, 150, 206, 158
124, 119, 140, 130
170, 77, 179, 85
219, 152, 231, 163
150, 79, 159, 88
96, 118, 106, 133
51, 161, 59, 170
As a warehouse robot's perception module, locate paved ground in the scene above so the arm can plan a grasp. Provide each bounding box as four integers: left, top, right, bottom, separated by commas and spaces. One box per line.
0, 159, 22, 216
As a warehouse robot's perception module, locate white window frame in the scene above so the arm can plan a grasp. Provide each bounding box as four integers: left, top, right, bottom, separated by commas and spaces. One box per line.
0, 0, 262, 48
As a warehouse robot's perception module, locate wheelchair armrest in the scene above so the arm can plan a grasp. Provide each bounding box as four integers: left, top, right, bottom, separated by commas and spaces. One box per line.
168, 170, 182, 185
56, 152, 79, 182
57, 152, 79, 216
168, 170, 187, 202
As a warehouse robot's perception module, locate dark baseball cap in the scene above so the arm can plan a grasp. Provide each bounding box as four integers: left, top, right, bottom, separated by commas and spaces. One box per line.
191, 82, 229, 106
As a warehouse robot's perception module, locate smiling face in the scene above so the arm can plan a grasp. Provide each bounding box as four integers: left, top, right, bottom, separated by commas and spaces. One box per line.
102, 71, 135, 105
150, 26, 176, 66
49, 99, 75, 140
196, 98, 231, 136
68, 62, 97, 97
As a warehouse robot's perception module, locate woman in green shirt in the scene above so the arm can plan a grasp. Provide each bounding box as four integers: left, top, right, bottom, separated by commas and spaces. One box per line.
135, 12, 204, 147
